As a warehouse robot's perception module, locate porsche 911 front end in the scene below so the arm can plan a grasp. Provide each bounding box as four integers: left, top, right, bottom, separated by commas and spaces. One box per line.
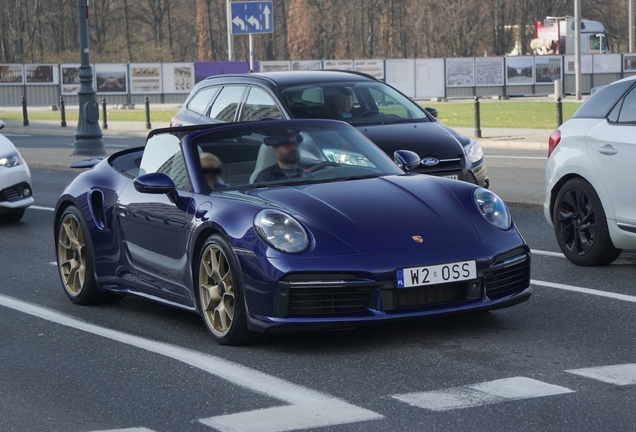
225, 174, 531, 334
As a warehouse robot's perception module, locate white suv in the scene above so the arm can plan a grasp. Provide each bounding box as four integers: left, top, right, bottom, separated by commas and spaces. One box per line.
0, 120, 33, 222
544, 76, 636, 266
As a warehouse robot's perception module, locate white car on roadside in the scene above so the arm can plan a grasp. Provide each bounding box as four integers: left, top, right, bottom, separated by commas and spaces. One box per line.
544, 75, 636, 266
0, 120, 33, 222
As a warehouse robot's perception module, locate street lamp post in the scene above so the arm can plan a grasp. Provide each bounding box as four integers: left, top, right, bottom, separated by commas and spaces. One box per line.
630, 0, 634, 54
73, 0, 106, 156
227, 0, 234, 61
574, 0, 582, 101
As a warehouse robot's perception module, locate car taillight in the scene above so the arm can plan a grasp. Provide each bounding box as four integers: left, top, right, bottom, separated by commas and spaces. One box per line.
169, 116, 180, 128
548, 130, 561, 158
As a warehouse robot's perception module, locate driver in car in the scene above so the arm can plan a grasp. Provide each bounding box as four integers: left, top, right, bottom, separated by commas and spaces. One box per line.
255, 138, 305, 183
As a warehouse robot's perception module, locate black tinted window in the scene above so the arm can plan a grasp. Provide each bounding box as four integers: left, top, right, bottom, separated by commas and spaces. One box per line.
618, 86, 636, 123
243, 87, 283, 121
573, 80, 634, 119
188, 87, 218, 115
208, 86, 246, 122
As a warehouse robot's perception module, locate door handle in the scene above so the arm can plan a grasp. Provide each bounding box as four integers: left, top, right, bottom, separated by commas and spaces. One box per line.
598, 145, 618, 156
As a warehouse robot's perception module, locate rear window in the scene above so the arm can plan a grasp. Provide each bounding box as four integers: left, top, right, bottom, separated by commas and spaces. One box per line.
573, 80, 634, 119
188, 87, 218, 115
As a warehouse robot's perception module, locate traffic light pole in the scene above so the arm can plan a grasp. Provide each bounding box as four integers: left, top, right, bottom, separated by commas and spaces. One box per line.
72, 0, 106, 156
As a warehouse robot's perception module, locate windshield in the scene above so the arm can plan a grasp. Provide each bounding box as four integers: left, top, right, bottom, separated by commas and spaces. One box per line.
588, 33, 609, 53
279, 82, 431, 125
189, 120, 403, 192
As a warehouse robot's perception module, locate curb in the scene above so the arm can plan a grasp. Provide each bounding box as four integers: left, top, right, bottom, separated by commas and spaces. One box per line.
479, 139, 547, 150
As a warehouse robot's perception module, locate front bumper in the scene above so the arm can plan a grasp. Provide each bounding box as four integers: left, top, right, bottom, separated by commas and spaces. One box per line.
0, 163, 33, 210
413, 157, 489, 189
240, 235, 530, 333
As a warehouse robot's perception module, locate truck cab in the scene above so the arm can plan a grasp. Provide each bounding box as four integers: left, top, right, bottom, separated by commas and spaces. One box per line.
535, 16, 609, 55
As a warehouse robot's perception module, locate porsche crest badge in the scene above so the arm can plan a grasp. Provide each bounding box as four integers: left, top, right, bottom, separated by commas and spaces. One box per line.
412, 236, 424, 243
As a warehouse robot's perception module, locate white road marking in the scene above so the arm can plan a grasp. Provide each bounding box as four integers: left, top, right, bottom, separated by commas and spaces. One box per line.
0, 294, 382, 432
105, 144, 131, 148
31, 205, 55, 212
566, 364, 636, 386
90, 428, 156, 432
3, 133, 32, 137
486, 155, 547, 160
49, 262, 56, 266
200, 400, 380, 432
392, 377, 574, 412
531, 279, 636, 304
531, 249, 565, 258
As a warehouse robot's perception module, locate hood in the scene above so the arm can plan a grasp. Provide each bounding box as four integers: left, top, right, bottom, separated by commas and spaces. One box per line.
246, 175, 479, 255
358, 121, 469, 157
0, 134, 17, 157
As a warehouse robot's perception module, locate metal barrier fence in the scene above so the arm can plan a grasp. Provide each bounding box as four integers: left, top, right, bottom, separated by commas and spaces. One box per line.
1, 56, 636, 106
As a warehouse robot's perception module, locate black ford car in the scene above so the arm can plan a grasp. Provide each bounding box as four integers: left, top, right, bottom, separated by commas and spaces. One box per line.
171, 71, 488, 186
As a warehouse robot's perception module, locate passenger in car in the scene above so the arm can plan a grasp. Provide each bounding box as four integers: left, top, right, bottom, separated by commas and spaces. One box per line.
255, 140, 304, 183
200, 153, 228, 190
333, 88, 360, 119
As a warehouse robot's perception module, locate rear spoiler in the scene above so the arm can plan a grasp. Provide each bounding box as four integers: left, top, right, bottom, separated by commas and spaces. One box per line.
70, 158, 104, 169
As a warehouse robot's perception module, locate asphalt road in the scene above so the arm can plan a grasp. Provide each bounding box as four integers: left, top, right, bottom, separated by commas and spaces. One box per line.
1, 146, 636, 432
3, 132, 146, 149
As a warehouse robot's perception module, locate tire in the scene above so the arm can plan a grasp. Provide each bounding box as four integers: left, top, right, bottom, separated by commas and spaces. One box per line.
55, 206, 123, 305
197, 234, 262, 345
553, 178, 622, 266
0, 208, 25, 223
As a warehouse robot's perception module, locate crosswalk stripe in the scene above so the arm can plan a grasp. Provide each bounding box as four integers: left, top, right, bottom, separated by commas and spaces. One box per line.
200, 400, 381, 432
392, 377, 574, 412
566, 363, 636, 386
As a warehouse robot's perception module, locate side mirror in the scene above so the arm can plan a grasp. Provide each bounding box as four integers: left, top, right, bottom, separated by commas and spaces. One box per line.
394, 150, 421, 173
424, 107, 438, 118
0, 120, 5, 130
134, 172, 178, 203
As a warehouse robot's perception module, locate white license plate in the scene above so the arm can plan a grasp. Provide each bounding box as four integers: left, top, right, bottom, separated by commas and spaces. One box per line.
443, 174, 459, 180
396, 260, 477, 288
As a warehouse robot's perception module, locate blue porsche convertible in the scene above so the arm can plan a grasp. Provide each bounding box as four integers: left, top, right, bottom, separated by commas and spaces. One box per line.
54, 119, 531, 345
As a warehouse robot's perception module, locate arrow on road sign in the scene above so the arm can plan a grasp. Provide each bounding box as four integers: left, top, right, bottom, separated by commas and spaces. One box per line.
263, 5, 271, 30
247, 15, 261, 30
232, 16, 246, 31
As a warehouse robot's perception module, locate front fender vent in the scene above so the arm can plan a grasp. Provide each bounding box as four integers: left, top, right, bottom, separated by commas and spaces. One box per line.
89, 189, 105, 229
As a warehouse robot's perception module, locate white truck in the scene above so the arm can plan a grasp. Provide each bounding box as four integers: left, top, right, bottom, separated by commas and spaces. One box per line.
532, 16, 609, 55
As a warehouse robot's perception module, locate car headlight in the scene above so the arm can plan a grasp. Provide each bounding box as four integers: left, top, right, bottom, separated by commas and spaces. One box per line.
0, 151, 23, 168
254, 210, 309, 253
473, 188, 511, 230
464, 139, 483, 163
323, 149, 374, 167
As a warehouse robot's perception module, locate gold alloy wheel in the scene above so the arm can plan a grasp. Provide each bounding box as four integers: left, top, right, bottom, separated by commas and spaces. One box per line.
199, 245, 235, 336
57, 214, 86, 296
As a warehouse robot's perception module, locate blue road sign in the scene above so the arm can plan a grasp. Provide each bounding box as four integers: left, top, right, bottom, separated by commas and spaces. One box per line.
230, 1, 274, 35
